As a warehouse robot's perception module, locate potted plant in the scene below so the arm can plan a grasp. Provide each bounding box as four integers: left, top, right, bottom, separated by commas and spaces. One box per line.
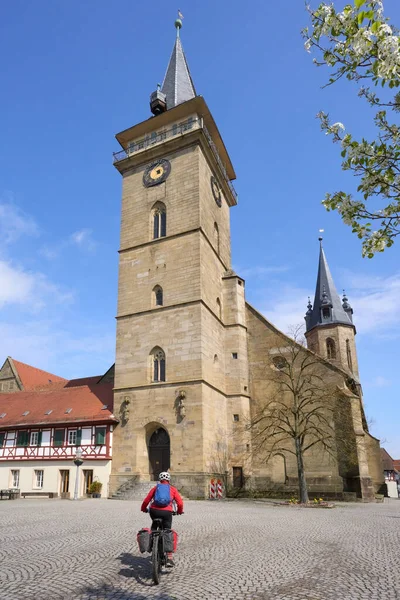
88, 481, 103, 498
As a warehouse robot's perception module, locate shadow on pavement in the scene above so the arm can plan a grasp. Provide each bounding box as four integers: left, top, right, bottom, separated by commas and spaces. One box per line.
117, 552, 154, 586
80, 582, 178, 600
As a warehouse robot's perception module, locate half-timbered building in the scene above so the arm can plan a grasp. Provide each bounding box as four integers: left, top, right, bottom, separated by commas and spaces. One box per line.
0, 358, 116, 498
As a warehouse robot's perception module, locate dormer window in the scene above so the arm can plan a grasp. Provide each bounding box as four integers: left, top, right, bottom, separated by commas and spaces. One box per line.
322, 307, 330, 319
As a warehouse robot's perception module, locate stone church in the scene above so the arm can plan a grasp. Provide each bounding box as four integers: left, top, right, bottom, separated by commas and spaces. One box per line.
0, 19, 383, 500
109, 19, 383, 500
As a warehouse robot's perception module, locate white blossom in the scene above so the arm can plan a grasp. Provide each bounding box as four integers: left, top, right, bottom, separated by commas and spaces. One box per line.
379, 23, 392, 36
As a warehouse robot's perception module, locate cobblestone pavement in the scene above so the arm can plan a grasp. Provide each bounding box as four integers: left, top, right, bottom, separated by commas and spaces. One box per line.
1, 498, 400, 600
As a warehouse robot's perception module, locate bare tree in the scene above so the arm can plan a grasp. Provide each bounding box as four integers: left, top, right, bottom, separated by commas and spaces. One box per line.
209, 428, 251, 497
249, 326, 356, 504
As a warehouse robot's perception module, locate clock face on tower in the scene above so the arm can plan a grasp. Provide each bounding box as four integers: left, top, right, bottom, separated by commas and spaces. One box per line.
143, 159, 171, 187
210, 176, 222, 207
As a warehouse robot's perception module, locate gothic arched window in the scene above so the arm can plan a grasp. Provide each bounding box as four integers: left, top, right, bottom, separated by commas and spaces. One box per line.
346, 339, 353, 371
152, 202, 166, 240
153, 285, 163, 307
326, 338, 336, 360
214, 222, 220, 255
151, 347, 166, 382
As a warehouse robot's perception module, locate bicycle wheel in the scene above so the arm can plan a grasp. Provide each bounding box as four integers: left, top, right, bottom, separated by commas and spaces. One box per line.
152, 535, 160, 585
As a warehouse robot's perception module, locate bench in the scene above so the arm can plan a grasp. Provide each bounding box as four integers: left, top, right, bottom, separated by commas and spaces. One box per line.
0, 489, 19, 500
21, 492, 58, 499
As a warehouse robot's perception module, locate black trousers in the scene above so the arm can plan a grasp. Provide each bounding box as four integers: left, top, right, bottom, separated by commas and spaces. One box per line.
149, 508, 173, 530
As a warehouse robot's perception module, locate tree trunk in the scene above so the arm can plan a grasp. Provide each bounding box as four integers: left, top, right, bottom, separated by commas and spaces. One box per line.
295, 437, 309, 504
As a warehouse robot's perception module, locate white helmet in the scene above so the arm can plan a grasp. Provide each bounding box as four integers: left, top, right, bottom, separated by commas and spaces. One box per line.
159, 471, 171, 481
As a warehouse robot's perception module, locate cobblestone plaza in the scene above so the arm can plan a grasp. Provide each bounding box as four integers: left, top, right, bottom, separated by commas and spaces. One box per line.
1, 499, 400, 600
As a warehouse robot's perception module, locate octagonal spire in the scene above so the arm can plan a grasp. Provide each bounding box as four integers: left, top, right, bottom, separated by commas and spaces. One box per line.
160, 19, 196, 110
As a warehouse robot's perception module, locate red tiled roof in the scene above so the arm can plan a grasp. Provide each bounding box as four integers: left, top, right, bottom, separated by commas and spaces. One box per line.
0, 384, 115, 428
65, 376, 101, 388
11, 358, 67, 391
393, 460, 400, 472
381, 448, 394, 471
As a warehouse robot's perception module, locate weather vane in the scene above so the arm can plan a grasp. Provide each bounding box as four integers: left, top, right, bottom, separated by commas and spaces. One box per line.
175, 9, 184, 35
319, 228, 324, 243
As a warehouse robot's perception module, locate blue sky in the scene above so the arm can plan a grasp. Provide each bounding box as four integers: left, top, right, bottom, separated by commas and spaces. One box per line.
0, 1, 399, 456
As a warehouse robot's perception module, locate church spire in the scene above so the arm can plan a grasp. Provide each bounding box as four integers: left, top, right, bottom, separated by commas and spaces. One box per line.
305, 238, 354, 332
150, 17, 196, 116
161, 17, 196, 110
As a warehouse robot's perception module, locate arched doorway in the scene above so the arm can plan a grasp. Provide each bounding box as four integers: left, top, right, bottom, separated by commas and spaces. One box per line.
148, 428, 170, 481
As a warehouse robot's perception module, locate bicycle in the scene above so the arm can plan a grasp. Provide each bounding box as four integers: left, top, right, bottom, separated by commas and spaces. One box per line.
149, 511, 181, 585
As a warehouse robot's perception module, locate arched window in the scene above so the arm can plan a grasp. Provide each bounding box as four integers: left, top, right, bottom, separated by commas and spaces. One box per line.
216, 297, 222, 320
152, 202, 166, 240
151, 347, 166, 382
326, 338, 336, 360
214, 222, 220, 255
153, 285, 163, 307
346, 339, 353, 371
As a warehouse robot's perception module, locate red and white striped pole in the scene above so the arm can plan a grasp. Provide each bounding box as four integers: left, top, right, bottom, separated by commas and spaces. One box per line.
210, 478, 217, 499
217, 479, 223, 499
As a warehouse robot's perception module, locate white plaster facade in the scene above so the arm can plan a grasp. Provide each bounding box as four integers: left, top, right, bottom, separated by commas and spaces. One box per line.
0, 459, 111, 498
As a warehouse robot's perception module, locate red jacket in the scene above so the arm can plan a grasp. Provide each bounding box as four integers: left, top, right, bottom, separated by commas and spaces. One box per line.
141, 481, 184, 514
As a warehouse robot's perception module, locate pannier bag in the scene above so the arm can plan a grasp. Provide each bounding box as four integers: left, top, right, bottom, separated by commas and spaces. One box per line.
137, 528, 152, 553
163, 529, 178, 553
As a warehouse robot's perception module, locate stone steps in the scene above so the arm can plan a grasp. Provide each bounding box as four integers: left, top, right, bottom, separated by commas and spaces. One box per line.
110, 481, 155, 501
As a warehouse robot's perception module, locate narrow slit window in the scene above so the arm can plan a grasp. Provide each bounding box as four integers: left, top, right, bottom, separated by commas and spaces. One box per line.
346, 339, 353, 371
326, 338, 336, 360
153, 285, 163, 307
152, 203, 167, 240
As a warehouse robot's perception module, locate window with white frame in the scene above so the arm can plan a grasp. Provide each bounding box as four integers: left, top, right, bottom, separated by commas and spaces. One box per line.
30, 431, 39, 446
34, 470, 44, 489
68, 430, 77, 445
11, 470, 20, 488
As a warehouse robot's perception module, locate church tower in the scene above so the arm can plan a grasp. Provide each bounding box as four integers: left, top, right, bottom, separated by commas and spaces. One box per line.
305, 238, 359, 379
110, 19, 250, 497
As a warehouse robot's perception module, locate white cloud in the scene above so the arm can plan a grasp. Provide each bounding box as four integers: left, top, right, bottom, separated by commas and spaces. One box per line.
250, 268, 400, 339
366, 376, 392, 388
343, 272, 400, 337
0, 200, 38, 245
70, 228, 97, 252
257, 285, 310, 334
0, 320, 115, 379
40, 228, 97, 259
236, 265, 290, 278
0, 259, 73, 311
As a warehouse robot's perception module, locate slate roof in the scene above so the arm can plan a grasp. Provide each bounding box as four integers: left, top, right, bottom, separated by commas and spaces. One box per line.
161, 34, 196, 110
0, 383, 115, 428
306, 243, 354, 331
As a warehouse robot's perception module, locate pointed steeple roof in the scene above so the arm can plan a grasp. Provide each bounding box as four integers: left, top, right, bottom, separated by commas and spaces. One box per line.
161, 20, 196, 110
306, 239, 354, 331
